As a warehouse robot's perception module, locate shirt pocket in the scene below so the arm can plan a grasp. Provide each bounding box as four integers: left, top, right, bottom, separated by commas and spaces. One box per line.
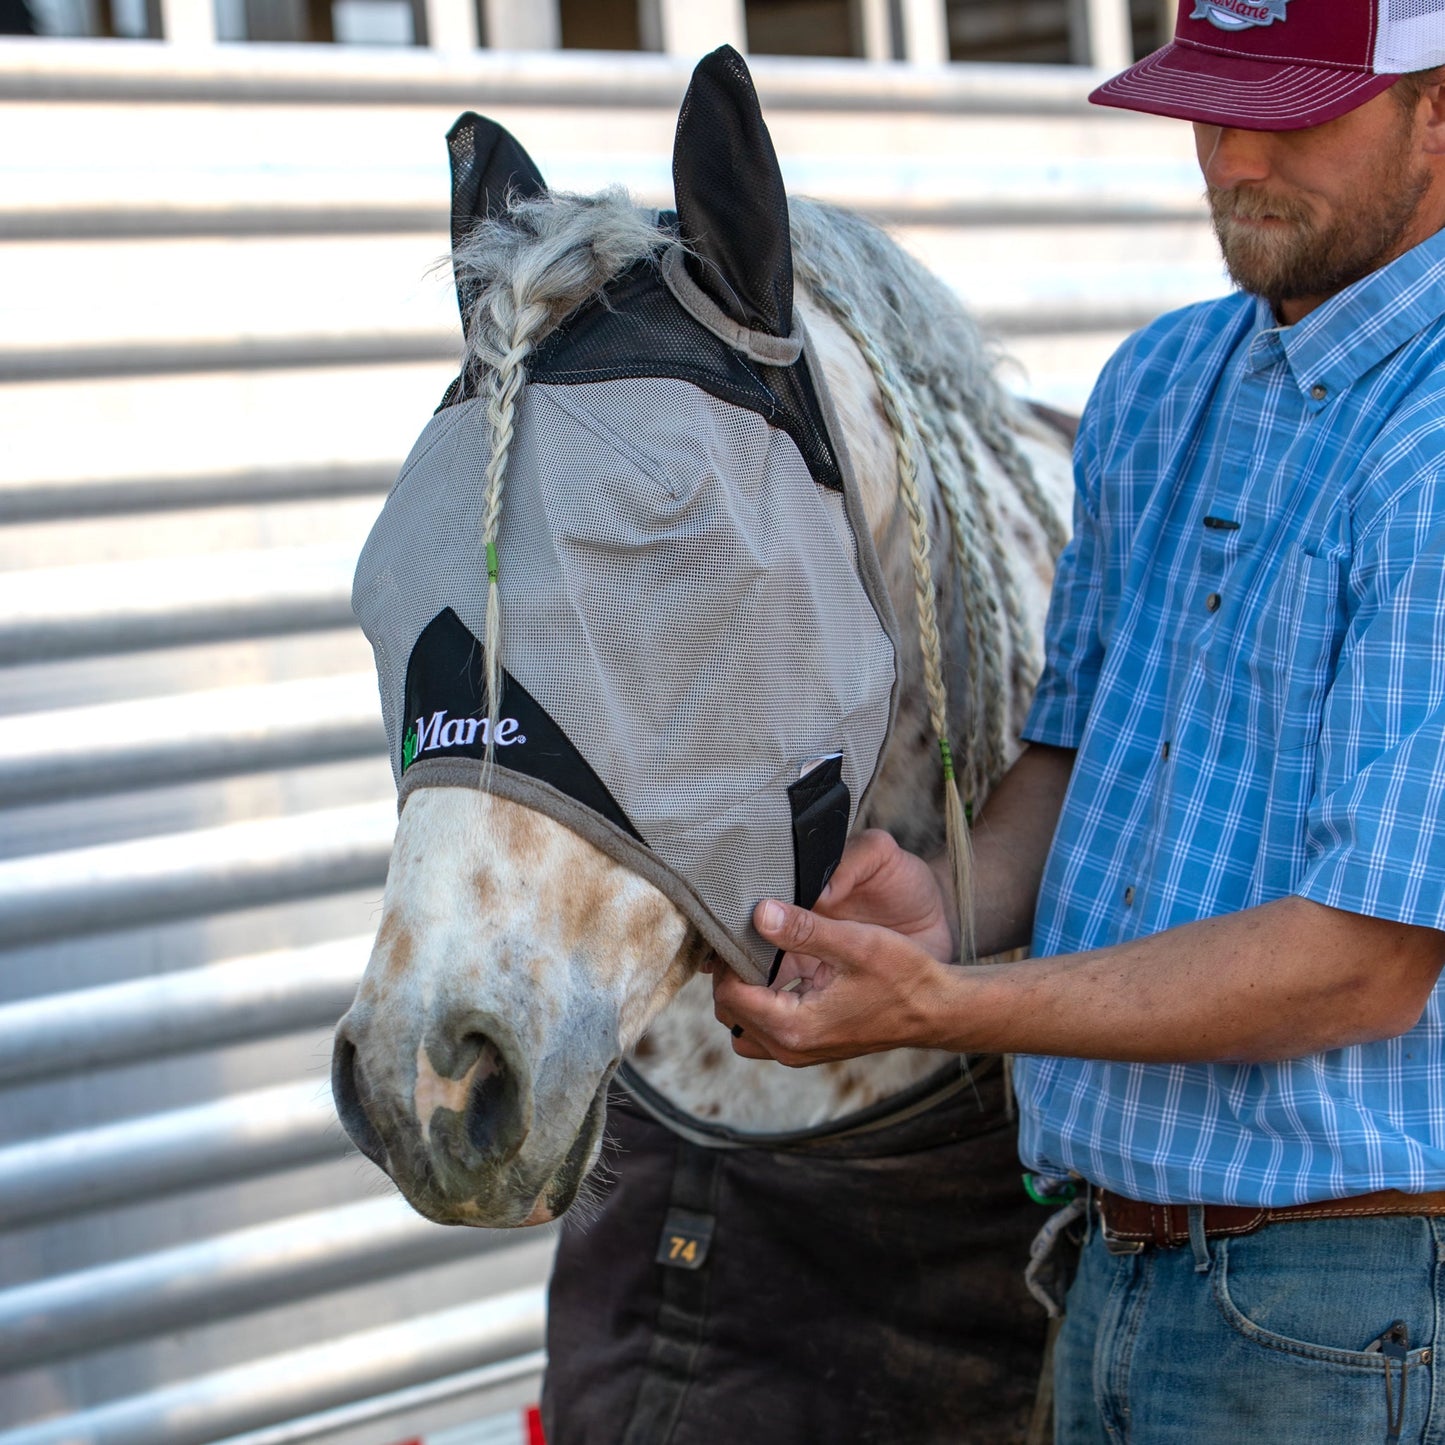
1246, 544, 1346, 754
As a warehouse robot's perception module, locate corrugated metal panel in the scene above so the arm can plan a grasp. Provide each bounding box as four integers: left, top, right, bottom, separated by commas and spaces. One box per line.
0, 41, 1217, 1443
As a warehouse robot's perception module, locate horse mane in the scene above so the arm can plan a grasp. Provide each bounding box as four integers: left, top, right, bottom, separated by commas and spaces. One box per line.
452, 188, 1067, 945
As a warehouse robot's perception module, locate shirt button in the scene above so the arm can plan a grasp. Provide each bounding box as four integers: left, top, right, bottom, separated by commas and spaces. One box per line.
1310, 383, 1328, 401
1161, 741, 1171, 760
1205, 592, 1222, 613
1123, 886, 1135, 906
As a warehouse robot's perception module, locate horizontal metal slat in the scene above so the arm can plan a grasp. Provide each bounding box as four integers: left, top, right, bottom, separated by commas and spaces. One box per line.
0, 936, 368, 1086
0, 801, 393, 948
210, 1352, 545, 1445
0, 1080, 349, 1228
0, 546, 358, 665
0, 301, 1173, 384
0, 42, 1111, 113
0, 194, 1207, 243
0, 332, 458, 384
0, 1283, 547, 1445
0, 1195, 532, 1372
0, 462, 392, 524
0, 673, 385, 808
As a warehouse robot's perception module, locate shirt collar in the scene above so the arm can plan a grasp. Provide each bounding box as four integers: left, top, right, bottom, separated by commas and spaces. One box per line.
1244, 225, 1445, 404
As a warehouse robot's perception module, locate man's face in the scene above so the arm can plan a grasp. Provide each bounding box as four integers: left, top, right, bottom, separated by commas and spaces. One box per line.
1195, 89, 1439, 321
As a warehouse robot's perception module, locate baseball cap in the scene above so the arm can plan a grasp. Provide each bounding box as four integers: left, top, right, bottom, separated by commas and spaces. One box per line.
1091, 0, 1445, 132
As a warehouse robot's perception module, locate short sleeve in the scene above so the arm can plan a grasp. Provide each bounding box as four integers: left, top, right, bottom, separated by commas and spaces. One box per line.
1023, 399, 1105, 750
1296, 473, 1445, 931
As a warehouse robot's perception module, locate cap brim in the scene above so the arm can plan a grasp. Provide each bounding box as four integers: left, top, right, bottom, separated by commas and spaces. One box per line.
1090, 42, 1399, 131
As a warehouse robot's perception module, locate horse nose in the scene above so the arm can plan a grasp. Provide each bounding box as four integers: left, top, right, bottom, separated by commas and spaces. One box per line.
330, 1028, 390, 1169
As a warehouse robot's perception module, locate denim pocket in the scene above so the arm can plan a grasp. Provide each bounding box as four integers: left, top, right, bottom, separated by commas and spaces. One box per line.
1211, 1221, 1434, 1369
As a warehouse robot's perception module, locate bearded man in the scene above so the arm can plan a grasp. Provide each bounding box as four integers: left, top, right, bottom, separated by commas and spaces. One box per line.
714, 2, 1445, 1439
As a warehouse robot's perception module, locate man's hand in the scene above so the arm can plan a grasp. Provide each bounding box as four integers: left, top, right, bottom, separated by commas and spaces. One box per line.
812, 829, 954, 963
713, 898, 958, 1066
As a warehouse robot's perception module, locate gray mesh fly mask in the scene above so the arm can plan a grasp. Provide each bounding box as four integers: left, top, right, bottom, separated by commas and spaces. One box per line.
352, 55, 898, 984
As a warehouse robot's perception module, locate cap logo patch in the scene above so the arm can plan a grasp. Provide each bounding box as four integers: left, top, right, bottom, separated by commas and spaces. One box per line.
1192, 0, 1288, 30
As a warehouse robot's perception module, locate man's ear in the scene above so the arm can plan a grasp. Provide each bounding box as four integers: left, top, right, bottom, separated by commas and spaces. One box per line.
672, 45, 794, 339
1416, 72, 1445, 155
446, 113, 548, 323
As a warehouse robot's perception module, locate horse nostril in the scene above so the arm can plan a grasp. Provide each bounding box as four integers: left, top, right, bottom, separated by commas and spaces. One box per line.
461, 1035, 526, 1162
331, 1034, 389, 1169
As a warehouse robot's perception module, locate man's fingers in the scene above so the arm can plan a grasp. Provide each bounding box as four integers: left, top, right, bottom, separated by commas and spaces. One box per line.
753, 898, 878, 968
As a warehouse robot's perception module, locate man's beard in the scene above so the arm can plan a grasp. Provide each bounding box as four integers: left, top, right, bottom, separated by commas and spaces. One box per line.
1208, 144, 1430, 309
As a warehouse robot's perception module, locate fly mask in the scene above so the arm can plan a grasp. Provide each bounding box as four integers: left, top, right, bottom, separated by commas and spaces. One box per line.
352, 48, 898, 984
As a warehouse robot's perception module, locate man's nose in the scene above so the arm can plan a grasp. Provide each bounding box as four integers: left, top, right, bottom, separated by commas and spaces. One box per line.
1196, 124, 1273, 190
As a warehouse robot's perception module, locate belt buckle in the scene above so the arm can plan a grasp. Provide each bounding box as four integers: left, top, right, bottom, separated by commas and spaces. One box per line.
1096, 1194, 1146, 1255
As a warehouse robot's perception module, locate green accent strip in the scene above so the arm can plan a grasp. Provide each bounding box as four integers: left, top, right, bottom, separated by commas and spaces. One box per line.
938, 737, 955, 784
486, 540, 499, 585
1023, 1172, 1078, 1206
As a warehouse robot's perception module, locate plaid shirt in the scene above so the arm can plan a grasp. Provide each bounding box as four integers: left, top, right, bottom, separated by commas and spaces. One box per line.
1016, 228, 1445, 1206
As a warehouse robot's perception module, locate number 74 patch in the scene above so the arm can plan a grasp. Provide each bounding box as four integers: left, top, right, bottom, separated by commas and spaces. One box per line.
656, 1207, 715, 1270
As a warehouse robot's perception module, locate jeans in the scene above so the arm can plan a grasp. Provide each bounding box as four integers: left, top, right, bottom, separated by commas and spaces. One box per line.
1054, 1212, 1443, 1444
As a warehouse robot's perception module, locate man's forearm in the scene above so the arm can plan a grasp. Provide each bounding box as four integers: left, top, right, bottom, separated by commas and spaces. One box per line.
944, 742, 1075, 958
930, 894, 1445, 1063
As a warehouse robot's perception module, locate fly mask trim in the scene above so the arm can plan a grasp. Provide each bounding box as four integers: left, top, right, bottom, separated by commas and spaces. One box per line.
658, 246, 805, 367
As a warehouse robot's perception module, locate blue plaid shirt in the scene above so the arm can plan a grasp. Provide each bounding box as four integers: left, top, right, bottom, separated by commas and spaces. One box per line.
1016, 227, 1445, 1206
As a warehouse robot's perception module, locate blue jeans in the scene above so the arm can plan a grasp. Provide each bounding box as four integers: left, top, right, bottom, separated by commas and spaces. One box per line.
1055, 1212, 1443, 1443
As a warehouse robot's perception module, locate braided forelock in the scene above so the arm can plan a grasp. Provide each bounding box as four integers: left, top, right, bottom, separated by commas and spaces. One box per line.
451, 189, 670, 765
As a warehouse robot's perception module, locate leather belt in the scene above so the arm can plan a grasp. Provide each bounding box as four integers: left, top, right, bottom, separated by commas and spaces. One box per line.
1095, 1185, 1445, 1254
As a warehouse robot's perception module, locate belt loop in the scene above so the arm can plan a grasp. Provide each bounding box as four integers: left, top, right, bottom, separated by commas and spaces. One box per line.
1188, 1204, 1211, 1273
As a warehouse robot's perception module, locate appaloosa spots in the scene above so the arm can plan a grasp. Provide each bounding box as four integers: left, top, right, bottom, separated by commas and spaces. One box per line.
472, 868, 499, 914
360, 913, 415, 1004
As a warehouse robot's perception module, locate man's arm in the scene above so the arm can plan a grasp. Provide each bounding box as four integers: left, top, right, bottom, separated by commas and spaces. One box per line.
718, 889, 1445, 1068
719, 737, 1445, 1066
728, 878, 1445, 1063
959, 741, 1076, 957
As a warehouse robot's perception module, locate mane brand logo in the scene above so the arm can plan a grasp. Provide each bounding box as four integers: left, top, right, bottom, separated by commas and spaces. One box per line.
1192, 0, 1287, 29
403, 710, 527, 769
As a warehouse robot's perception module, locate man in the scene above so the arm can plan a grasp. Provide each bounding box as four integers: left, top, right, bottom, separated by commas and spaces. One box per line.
714, 1, 1445, 1438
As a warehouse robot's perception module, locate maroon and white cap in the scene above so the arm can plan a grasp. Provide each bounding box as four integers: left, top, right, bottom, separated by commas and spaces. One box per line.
1091, 0, 1445, 131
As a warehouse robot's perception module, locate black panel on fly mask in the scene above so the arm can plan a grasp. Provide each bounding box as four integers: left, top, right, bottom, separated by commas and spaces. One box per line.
403, 608, 641, 841
525, 257, 844, 492
446, 114, 548, 328
673, 45, 793, 340
770, 754, 851, 984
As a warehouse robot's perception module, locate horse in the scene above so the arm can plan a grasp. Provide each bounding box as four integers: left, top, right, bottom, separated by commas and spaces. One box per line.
336, 47, 1075, 1444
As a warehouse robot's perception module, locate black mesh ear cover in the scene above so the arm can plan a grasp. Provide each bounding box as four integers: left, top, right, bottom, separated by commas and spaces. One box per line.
446, 113, 548, 326
672, 46, 794, 340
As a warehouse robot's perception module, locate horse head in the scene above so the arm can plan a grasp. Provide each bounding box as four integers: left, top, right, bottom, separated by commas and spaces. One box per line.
332, 49, 920, 1226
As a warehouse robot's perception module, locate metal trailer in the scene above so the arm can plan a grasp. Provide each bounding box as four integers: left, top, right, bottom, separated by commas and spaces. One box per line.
0, 40, 1218, 1445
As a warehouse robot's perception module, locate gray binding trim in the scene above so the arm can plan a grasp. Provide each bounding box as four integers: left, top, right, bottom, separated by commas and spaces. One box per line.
398, 757, 771, 984
617, 1055, 989, 1152
659, 244, 805, 366
798, 305, 901, 821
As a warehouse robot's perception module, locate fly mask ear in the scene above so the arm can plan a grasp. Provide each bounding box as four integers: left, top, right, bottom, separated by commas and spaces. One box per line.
445, 113, 548, 328
672, 46, 795, 346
